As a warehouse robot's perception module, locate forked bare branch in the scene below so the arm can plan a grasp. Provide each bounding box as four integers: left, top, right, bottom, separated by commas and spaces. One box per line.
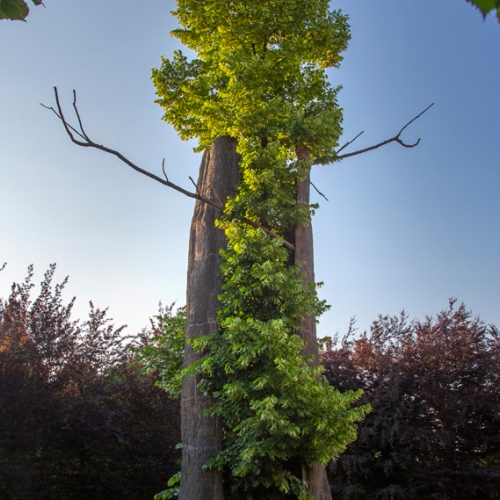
313, 103, 434, 165
41, 87, 295, 252
337, 103, 434, 160
41, 87, 223, 210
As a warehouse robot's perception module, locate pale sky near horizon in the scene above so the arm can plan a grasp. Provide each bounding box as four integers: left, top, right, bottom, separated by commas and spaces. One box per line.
1, 0, 499, 338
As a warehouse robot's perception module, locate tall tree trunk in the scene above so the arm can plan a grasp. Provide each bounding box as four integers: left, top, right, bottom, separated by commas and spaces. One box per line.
294, 148, 333, 500
179, 136, 240, 500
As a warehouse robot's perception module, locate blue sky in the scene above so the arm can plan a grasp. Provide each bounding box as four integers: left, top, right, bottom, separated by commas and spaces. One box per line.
1, 0, 499, 337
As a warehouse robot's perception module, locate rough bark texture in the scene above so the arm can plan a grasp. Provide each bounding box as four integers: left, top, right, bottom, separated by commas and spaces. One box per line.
294, 148, 333, 500
179, 136, 240, 500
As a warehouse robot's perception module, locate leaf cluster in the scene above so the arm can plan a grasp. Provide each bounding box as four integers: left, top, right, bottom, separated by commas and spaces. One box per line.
187, 214, 368, 498
466, 0, 500, 23
153, 0, 348, 159
0, 0, 42, 21
323, 301, 500, 499
0, 265, 181, 499
133, 304, 186, 398
190, 313, 367, 498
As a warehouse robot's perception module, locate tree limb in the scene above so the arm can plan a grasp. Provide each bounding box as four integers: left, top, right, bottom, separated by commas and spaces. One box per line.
41, 87, 295, 252
41, 87, 223, 210
313, 103, 434, 165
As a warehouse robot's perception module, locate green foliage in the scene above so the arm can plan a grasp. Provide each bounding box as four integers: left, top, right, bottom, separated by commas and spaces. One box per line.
466, 0, 500, 23
188, 224, 368, 498
153, 0, 348, 157
190, 314, 367, 497
154, 472, 182, 500
0, 0, 42, 21
154, 1, 368, 497
133, 304, 185, 398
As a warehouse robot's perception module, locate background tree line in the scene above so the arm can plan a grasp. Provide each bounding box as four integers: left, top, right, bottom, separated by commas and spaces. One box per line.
2, 265, 499, 499
323, 301, 500, 499
0, 264, 180, 500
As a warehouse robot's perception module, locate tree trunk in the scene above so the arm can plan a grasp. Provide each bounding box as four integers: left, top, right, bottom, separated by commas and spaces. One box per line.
294, 148, 333, 500
179, 136, 240, 500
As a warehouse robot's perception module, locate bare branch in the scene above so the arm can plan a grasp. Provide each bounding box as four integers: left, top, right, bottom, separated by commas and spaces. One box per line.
40, 102, 88, 141
41, 87, 223, 211
337, 103, 434, 160
41, 87, 296, 252
313, 103, 434, 165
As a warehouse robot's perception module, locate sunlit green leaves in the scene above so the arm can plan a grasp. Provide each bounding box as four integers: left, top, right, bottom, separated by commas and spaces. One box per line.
154, 0, 349, 156
466, 0, 500, 22
133, 307, 186, 398
0, 0, 42, 21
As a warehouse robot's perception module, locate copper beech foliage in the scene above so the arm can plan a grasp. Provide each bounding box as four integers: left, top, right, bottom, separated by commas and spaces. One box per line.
2, 264, 499, 498
322, 300, 500, 500
0, 264, 180, 500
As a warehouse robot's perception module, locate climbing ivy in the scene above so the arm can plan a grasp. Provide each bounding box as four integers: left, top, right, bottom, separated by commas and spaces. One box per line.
154, 1, 369, 497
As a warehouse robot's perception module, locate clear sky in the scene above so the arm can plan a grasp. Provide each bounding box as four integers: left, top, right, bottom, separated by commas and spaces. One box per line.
1, 0, 499, 337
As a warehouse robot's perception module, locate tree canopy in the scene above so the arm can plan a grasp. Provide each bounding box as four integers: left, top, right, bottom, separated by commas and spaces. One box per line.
153, 1, 370, 497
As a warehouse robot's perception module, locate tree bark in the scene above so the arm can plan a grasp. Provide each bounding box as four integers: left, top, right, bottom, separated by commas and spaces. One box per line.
294, 148, 333, 500
179, 136, 240, 500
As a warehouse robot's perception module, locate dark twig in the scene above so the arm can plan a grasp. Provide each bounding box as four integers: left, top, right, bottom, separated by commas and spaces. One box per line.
41, 87, 222, 210
40, 103, 88, 141
72, 90, 91, 142
336, 131, 364, 155
189, 176, 199, 194
310, 181, 329, 202
161, 159, 168, 182
41, 87, 295, 252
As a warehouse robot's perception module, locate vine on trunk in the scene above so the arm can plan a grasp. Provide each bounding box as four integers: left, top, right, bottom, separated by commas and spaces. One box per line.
153, 1, 369, 497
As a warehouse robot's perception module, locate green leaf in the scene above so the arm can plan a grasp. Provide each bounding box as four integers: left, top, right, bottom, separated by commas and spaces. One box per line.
465, 0, 500, 22
0, 0, 29, 21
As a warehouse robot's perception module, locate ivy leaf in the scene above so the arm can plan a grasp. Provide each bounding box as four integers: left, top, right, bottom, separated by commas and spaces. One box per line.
465, 0, 500, 22
0, 0, 29, 21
